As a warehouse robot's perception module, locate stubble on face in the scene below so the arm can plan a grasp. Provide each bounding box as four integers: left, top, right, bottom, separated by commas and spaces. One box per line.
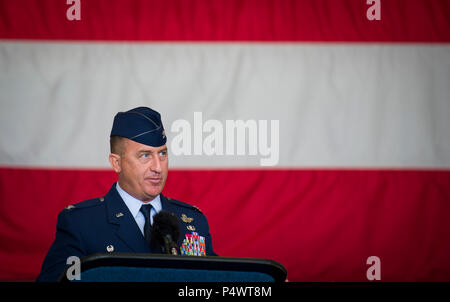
116, 139, 168, 202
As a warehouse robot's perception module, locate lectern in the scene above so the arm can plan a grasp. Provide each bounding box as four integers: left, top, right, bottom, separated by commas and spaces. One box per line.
59, 253, 287, 282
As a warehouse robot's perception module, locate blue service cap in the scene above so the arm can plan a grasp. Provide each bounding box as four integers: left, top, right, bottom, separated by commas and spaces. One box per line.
110, 107, 167, 147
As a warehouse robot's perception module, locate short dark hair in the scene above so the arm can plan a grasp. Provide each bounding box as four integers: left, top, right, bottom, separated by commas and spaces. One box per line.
110, 136, 126, 155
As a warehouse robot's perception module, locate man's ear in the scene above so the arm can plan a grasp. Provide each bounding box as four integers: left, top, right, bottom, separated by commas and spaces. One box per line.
109, 153, 121, 173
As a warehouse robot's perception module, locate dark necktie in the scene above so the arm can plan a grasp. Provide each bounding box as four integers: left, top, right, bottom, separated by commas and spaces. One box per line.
139, 204, 153, 245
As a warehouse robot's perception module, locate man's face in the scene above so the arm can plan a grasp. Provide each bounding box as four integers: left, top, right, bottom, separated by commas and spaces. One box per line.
110, 138, 168, 202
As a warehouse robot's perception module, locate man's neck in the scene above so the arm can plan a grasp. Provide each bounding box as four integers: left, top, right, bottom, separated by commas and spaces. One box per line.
116, 181, 157, 203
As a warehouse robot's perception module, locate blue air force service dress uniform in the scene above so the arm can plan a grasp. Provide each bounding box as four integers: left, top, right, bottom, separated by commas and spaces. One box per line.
37, 107, 217, 282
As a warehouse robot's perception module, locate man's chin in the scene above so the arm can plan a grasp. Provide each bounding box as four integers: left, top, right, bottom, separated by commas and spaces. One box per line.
142, 185, 163, 200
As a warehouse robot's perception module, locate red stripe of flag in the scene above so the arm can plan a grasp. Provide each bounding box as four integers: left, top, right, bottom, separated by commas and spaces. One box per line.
1, 167, 450, 281
0, 0, 449, 42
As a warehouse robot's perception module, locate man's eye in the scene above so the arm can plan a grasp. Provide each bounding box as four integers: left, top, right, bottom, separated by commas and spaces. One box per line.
140, 153, 149, 158
159, 151, 167, 157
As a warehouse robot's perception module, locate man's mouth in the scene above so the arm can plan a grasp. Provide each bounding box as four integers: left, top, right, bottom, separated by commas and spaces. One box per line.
145, 177, 161, 184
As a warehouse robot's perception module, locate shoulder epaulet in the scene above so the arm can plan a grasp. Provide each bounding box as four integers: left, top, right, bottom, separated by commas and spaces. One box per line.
165, 196, 203, 213
63, 196, 105, 211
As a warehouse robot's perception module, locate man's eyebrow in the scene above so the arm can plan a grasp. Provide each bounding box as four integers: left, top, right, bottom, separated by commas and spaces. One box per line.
138, 148, 168, 153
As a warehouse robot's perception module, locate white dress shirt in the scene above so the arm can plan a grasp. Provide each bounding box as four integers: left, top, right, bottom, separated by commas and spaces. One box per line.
115, 182, 162, 236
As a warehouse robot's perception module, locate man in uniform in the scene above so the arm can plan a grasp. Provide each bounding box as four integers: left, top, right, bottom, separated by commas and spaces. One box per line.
37, 107, 217, 282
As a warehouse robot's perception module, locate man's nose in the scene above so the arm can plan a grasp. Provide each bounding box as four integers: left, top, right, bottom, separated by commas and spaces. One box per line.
150, 153, 162, 173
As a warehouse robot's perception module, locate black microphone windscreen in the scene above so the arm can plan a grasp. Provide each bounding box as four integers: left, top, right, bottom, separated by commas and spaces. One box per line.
150, 210, 180, 246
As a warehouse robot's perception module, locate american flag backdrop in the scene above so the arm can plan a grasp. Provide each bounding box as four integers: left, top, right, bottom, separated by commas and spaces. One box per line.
0, 0, 450, 281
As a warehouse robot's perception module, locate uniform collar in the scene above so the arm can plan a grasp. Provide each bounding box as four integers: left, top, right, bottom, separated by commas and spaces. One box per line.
115, 182, 162, 219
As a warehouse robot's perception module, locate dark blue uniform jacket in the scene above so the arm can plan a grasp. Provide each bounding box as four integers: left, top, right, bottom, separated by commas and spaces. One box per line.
37, 183, 216, 281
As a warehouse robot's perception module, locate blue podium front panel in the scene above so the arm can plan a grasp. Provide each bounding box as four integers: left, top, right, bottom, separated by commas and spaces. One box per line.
75, 266, 275, 282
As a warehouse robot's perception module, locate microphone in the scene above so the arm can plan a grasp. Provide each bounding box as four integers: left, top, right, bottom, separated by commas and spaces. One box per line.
150, 210, 180, 255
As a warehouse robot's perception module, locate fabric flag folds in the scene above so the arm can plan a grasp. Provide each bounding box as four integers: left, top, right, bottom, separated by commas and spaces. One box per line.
0, 0, 449, 281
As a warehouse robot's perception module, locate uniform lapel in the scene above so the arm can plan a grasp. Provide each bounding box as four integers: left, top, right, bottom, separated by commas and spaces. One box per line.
161, 193, 176, 213
104, 184, 151, 253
